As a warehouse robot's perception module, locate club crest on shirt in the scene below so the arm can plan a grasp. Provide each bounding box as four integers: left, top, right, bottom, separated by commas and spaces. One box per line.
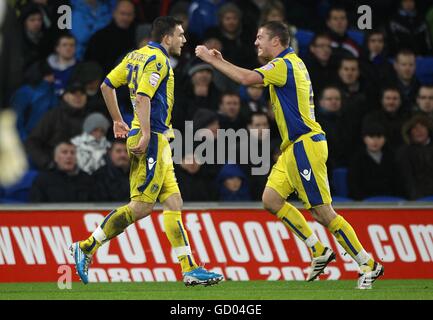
149, 72, 160, 87
260, 62, 275, 71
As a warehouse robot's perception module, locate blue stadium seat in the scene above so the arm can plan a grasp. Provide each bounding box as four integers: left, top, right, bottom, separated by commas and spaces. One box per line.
1, 170, 39, 203
332, 196, 353, 202
415, 57, 433, 85
295, 29, 315, 56
347, 29, 365, 47
332, 167, 348, 197
363, 196, 406, 202
417, 195, 433, 201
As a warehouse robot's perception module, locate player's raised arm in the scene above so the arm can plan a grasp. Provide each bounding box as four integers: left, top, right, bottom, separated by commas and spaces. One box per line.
195, 46, 263, 86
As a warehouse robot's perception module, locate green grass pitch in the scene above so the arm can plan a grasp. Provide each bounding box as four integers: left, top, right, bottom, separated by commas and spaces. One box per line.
1, 280, 432, 300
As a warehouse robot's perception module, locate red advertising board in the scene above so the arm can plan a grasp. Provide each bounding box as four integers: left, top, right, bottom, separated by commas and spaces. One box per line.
0, 208, 432, 282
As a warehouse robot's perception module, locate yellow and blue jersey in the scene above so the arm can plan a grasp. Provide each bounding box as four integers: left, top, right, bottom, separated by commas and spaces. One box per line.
254, 47, 324, 150
104, 41, 174, 137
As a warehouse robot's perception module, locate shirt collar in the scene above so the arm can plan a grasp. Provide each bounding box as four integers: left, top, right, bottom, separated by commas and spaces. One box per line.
277, 47, 294, 58
148, 41, 169, 58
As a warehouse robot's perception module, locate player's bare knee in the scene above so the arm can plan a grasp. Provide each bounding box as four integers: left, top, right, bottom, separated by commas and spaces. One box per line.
128, 201, 153, 220
311, 204, 337, 226
262, 190, 283, 214
163, 193, 183, 211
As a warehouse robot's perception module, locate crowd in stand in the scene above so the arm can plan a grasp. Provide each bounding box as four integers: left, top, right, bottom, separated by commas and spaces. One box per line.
3, 0, 433, 203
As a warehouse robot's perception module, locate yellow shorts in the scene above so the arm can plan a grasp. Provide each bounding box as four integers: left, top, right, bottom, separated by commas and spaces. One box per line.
127, 129, 180, 203
266, 132, 332, 209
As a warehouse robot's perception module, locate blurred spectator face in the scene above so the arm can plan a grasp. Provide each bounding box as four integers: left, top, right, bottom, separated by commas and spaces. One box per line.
221, 11, 240, 34
364, 135, 385, 152
265, 9, 284, 23
310, 36, 332, 63
410, 123, 429, 145
248, 114, 269, 140
63, 90, 87, 109
114, 1, 135, 29
110, 142, 129, 170
401, 0, 415, 11
44, 73, 55, 83
220, 94, 241, 120
54, 143, 77, 172
247, 86, 264, 101
367, 33, 385, 56
25, 13, 43, 34
204, 37, 223, 52
56, 37, 75, 60
224, 177, 242, 192
86, 79, 101, 96
382, 90, 401, 113
394, 53, 416, 82
191, 70, 212, 87
327, 9, 348, 36
90, 127, 106, 141
181, 154, 201, 175
338, 59, 360, 85
417, 87, 433, 113
320, 88, 342, 112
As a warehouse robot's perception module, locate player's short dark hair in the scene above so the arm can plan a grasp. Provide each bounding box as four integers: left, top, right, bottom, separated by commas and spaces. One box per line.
260, 21, 290, 47
151, 16, 183, 43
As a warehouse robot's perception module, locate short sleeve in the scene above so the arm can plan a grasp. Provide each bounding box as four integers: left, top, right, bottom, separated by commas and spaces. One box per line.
254, 58, 287, 87
104, 54, 129, 88
136, 55, 168, 99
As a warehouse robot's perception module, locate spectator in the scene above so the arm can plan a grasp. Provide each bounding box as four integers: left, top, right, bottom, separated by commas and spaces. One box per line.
10, 61, 57, 140
20, 4, 52, 68
71, 0, 116, 60
360, 29, 393, 84
174, 153, 217, 201
71, 112, 111, 174
259, 0, 298, 54
386, 49, 420, 111
325, 6, 360, 58
187, 0, 225, 40
245, 112, 270, 200
218, 91, 246, 130
26, 82, 89, 169
413, 85, 433, 124
304, 32, 338, 94
173, 59, 220, 132
315, 86, 346, 169
217, 164, 251, 201
348, 123, 400, 200
336, 57, 376, 155
205, 2, 257, 69
93, 140, 130, 202
29, 141, 94, 202
70, 61, 107, 118
388, 0, 432, 55
85, 0, 136, 74
397, 115, 433, 199
363, 87, 408, 151
47, 33, 77, 96
239, 84, 267, 115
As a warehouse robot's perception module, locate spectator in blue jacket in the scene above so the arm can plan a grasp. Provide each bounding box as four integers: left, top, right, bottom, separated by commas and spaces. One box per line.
217, 164, 251, 201
10, 61, 58, 141
70, 0, 116, 60
47, 33, 77, 96
188, 0, 226, 40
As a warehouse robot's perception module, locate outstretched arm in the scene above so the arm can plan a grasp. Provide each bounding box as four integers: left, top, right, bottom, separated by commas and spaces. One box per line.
195, 46, 263, 86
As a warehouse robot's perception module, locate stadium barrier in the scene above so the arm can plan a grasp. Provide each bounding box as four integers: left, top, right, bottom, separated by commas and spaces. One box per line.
1, 203, 432, 282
